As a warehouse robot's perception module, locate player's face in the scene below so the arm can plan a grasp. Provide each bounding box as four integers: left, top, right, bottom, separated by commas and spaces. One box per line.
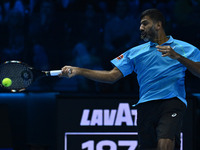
140, 16, 157, 42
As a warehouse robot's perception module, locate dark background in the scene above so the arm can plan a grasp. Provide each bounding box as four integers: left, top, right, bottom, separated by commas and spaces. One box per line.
0, 0, 200, 150
0, 0, 200, 94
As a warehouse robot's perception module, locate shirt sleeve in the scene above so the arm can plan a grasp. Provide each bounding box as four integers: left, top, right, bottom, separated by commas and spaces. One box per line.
110, 53, 134, 77
185, 46, 200, 62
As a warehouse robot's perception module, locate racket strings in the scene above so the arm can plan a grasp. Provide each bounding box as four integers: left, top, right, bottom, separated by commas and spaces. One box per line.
0, 63, 33, 91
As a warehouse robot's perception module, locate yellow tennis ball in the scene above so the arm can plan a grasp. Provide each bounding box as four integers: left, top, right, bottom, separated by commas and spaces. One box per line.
2, 78, 12, 87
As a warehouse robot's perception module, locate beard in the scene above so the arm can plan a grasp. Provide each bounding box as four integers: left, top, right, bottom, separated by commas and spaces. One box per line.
140, 25, 157, 42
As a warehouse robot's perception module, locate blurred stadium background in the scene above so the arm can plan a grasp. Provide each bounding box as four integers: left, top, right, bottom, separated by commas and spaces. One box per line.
0, 0, 200, 150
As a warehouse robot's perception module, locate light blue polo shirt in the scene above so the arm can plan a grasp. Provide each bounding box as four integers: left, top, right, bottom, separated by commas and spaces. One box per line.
111, 36, 200, 106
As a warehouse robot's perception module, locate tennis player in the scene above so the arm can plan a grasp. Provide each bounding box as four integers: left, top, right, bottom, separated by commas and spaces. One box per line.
60, 9, 200, 150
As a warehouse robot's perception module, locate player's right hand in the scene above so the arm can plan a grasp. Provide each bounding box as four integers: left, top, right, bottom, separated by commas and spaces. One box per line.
60, 66, 77, 78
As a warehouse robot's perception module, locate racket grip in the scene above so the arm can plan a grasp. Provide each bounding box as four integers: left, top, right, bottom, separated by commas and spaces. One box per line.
49, 70, 61, 76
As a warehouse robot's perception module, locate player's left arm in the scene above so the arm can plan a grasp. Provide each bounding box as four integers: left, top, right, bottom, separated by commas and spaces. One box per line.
156, 45, 200, 78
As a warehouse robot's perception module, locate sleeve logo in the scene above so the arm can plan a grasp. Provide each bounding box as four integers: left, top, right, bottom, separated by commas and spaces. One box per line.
116, 54, 124, 60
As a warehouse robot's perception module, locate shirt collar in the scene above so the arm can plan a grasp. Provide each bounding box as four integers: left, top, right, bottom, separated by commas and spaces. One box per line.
150, 35, 174, 47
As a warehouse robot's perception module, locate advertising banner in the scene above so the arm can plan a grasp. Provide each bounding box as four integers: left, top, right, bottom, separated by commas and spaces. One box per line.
56, 95, 194, 150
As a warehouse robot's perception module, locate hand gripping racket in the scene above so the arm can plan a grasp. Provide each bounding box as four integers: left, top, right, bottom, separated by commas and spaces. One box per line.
0, 60, 61, 92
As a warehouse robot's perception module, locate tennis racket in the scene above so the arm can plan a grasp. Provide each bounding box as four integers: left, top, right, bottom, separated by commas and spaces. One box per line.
0, 60, 62, 92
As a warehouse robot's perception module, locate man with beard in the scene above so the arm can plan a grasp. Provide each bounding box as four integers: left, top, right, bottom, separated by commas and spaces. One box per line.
60, 9, 200, 150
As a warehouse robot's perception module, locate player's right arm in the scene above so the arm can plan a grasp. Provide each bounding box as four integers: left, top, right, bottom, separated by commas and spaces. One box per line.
60, 66, 123, 84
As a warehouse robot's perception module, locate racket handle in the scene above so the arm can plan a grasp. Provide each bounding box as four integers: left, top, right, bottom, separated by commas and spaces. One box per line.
49, 70, 61, 76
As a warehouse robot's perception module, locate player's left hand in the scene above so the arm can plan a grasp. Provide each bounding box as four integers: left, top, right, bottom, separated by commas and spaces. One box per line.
156, 45, 181, 60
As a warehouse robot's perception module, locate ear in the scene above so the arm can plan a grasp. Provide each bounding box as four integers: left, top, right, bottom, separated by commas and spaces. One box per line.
155, 21, 162, 30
